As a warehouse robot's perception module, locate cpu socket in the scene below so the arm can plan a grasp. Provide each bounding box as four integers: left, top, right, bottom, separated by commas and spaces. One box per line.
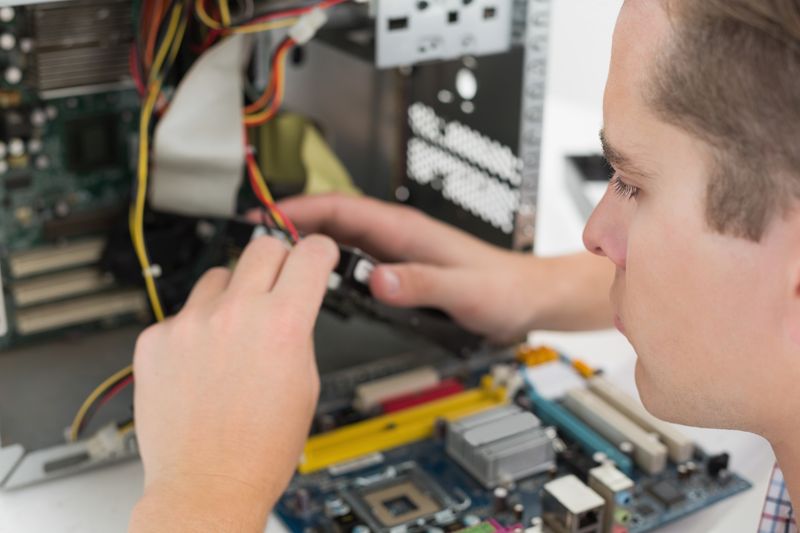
341, 464, 457, 531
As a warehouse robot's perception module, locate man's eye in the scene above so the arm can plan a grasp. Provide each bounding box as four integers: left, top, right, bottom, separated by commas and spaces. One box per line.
611, 174, 640, 200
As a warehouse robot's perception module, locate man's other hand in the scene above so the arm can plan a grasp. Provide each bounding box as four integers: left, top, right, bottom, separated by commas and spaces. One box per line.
129, 235, 339, 533
280, 194, 614, 343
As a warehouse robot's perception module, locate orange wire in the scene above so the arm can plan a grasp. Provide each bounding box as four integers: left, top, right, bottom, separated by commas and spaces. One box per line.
244, 42, 290, 126
244, 73, 276, 114
145, 0, 164, 70
244, 39, 292, 115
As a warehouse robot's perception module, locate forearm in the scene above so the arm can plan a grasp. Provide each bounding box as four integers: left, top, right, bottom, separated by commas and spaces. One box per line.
129, 476, 274, 533
523, 252, 616, 332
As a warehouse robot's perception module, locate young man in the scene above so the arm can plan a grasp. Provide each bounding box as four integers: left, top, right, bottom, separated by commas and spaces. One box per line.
128, 0, 800, 531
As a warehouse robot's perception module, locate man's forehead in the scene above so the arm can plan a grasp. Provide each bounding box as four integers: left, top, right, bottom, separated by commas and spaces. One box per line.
612, 0, 673, 80
604, 0, 675, 141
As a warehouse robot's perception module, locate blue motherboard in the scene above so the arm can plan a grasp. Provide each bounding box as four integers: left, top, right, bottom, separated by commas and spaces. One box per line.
276, 355, 750, 533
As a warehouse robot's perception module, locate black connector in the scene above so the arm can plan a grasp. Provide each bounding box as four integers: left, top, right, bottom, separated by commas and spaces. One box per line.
707, 453, 730, 478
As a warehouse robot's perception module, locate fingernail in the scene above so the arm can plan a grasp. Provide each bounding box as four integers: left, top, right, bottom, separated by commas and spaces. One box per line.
380, 267, 400, 295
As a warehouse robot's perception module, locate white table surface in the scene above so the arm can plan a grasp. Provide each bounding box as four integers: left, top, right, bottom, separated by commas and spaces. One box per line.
0, 1, 776, 531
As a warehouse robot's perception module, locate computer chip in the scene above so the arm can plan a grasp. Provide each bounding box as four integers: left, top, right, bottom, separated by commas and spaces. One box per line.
647, 480, 685, 508
64, 115, 120, 173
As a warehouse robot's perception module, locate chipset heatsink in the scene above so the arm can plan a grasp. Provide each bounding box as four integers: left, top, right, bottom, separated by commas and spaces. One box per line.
446, 405, 556, 488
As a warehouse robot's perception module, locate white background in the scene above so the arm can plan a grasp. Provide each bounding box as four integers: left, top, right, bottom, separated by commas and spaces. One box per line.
0, 1, 775, 531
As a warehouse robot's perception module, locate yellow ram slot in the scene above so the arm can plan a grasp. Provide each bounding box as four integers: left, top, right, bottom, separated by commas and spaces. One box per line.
300, 376, 507, 474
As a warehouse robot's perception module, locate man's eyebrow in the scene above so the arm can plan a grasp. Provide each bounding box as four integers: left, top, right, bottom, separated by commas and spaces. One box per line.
599, 129, 652, 178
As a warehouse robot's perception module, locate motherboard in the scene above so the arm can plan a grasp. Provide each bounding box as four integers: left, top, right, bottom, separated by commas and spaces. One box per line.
277, 348, 750, 533
0, 1, 146, 347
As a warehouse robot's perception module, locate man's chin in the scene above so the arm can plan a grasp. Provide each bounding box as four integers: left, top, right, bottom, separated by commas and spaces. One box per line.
633, 359, 675, 422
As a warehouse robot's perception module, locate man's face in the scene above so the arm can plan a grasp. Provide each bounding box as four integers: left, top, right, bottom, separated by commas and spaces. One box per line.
583, 0, 799, 433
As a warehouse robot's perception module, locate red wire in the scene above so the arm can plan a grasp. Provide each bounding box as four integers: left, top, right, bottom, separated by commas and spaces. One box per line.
78, 375, 134, 433
244, 148, 300, 242
129, 45, 146, 96
96, 376, 134, 411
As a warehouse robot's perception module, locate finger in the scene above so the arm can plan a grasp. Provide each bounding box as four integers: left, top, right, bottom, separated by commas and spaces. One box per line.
183, 267, 232, 309
272, 234, 340, 328
227, 236, 289, 295
278, 193, 484, 266
369, 263, 471, 312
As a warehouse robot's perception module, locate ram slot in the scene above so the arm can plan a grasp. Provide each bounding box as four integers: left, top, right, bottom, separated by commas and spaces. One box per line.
15, 290, 147, 335
301, 376, 507, 474
587, 376, 694, 463
8, 238, 105, 278
563, 388, 668, 475
11, 268, 114, 307
353, 366, 439, 412
527, 387, 633, 476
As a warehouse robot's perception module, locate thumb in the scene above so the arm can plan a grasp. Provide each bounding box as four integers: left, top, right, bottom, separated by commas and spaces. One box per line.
370, 263, 464, 312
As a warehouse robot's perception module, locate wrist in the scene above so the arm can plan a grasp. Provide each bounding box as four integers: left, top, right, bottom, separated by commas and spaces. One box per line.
130, 473, 275, 533
521, 253, 615, 332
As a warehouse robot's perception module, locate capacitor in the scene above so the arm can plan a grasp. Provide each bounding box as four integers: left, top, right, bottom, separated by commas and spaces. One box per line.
0, 160, 8, 175
433, 417, 448, 441
0, 33, 15, 51
619, 441, 635, 457
19, 38, 33, 54
4, 66, 22, 85
493, 487, 509, 513
0, 7, 14, 23
324, 497, 351, 518
513, 503, 525, 521
54, 200, 70, 218
462, 515, 481, 527
592, 451, 608, 465
30, 109, 47, 128
8, 138, 24, 158
292, 488, 311, 514
15, 206, 33, 226
27, 138, 42, 155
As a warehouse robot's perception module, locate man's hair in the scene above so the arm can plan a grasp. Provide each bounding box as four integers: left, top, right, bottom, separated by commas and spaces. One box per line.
651, 0, 800, 241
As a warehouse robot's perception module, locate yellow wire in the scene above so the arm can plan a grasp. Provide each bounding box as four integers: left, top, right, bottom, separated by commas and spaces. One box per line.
131, 6, 182, 323
232, 18, 297, 34
196, 0, 297, 34
69, 4, 186, 443
149, 5, 182, 85
69, 365, 134, 442
218, 0, 231, 26
247, 158, 288, 230
195, 0, 222, 29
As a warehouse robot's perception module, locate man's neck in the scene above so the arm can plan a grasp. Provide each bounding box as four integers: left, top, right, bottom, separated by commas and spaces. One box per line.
771, 428, 800, 512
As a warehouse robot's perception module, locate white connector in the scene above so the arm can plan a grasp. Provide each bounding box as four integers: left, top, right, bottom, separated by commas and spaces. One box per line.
289, 9, 329, 45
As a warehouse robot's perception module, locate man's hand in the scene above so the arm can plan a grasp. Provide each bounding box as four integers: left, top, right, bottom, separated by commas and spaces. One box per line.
280, 194, 615, 342
129, 235, 339, 533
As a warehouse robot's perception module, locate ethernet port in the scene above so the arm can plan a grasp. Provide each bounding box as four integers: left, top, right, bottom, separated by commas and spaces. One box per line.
578, 509, 600, 528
